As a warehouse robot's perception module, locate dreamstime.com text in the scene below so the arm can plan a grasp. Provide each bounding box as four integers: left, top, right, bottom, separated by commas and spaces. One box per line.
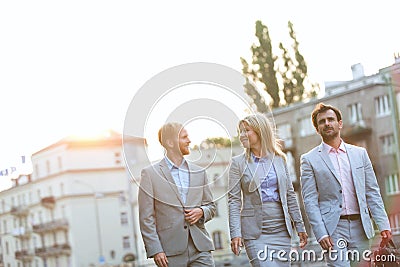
257, 246, 396, 263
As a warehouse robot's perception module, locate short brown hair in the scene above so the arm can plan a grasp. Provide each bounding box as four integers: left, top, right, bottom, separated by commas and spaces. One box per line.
311, 103, 342, 130
158, 122, 183, 148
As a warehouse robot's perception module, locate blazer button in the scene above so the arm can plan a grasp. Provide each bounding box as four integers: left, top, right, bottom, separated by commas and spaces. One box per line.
339, 205, 342, 208
339, 190, 342, 193
184, 225, 188, 229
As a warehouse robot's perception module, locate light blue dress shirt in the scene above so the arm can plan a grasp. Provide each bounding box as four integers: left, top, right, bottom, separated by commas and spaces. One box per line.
252, 154, 280, 202
165, 156, 190, 204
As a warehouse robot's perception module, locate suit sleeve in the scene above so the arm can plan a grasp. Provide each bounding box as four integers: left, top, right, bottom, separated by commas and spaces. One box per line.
362, 148, 391, 231
228, 157, 242, 239
138, 168, 164, 258
300, 154, 329, 241
284, 160, 306, 233
200, 170, 216, 223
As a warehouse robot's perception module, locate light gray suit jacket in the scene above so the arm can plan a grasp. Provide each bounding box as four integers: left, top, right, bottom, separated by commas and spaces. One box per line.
138, 159, 216, 258
300, 142, 391, 241
228, 153, 306, 240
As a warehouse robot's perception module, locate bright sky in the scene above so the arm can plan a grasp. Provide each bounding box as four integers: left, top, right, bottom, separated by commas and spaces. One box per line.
1, 0, 399, 187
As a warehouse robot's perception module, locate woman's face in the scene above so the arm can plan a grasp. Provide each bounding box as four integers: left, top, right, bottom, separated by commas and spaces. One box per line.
238, 121, 260, 150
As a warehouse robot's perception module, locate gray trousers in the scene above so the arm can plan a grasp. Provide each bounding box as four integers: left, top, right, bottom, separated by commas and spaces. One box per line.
326, 218, 370, 267
167, 235, 215, 267
244, 202, 291, 267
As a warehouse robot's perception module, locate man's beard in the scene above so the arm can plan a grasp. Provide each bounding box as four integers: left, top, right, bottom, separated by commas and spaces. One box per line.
321, 129, 339, 142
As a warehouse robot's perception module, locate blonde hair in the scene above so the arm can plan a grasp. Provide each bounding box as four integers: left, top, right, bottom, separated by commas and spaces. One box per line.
158, 122, 183, 149
239, 113, 286, 161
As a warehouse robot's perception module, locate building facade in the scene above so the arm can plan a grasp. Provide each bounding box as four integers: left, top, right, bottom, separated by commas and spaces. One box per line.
0, 131, 147, 267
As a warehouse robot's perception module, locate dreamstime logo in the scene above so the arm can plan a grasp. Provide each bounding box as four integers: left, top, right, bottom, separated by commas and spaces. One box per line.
122, 62, 273, 205
256, 238, 396, 263
336, 238, 347, 249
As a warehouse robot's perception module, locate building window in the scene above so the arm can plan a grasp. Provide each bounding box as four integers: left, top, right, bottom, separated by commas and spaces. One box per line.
298, 117, 314, 137
119, 192, 127, 205
123, 236, 130, 249
46, 160, 51, 175
277, 123, 293, 148
60, 183, 64, 196
390, 213, 400, 234
375, 95, 390, 116
120, 212, 128, 225
58, 156, 62, 170
212, 231, 223, 250
115, 152, 121, 165
214, 202, 219, 217
348, 102, 363, 124
35, 163, 39, 178
386, 173, 400, 195
380, 134, 395, 155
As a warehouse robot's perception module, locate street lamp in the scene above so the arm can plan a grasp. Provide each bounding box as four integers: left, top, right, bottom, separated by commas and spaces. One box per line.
74, 180, 105, 265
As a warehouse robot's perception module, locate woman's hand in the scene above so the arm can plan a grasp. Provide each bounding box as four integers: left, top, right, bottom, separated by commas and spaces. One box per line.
230, 237, 243, 256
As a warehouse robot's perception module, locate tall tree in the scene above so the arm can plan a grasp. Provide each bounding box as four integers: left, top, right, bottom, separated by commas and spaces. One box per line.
242, 20, 319, 109
241, 58, 269, 114
241, 20, 280, 109
279, 21, 318, 104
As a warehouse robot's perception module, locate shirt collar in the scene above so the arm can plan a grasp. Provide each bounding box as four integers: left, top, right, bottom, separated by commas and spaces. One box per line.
322, 140, 347, 153
164, 156, 187, 170
251, 152, 271, 163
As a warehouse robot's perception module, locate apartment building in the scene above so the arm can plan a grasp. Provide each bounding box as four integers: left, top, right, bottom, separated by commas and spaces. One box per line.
0, 131, 147, 267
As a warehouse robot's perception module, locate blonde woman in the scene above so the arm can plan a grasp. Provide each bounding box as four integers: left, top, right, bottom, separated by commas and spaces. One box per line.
228, 113, 308, 267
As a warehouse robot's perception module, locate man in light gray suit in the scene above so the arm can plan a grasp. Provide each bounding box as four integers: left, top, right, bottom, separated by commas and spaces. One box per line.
300, 103, 392, 266
138, 122, 215, 267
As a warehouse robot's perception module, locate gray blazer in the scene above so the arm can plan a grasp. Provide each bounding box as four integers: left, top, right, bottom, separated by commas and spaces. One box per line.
138, 159, 216, 258
228, 153, 306, 240
300, 142, 391, 241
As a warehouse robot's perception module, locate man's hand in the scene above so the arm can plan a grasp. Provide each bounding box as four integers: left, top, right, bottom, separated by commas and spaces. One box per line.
230, 237, 243, 256
319, 236, 334, 250
380, 230, 392, 247
184, 208, 203, 225
298, 232, 308, 248
154, 252, 168, 267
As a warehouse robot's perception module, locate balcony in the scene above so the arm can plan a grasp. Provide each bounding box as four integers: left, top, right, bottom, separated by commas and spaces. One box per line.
35, 243, 71, 257
32, 218, 69, 233
342, 119, 372, 139
41, 196, 56, 209
15, 250, 34, 261
12, 227, 32, 239
10, 205, 29, 217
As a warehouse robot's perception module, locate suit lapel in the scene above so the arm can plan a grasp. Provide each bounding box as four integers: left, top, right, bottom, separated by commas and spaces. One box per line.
317, 144, 341, 185
159, 160, 185, 206
247, 159, 262, 193
273, 157, 287, 202
345, 144, 362, 189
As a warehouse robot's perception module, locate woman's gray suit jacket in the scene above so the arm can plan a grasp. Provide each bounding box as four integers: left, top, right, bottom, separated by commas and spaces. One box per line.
228, 153, 306, 240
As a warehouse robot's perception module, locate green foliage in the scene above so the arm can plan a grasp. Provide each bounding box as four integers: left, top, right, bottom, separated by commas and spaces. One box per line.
242, 20, 319, 110
199, 136, 241, 149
